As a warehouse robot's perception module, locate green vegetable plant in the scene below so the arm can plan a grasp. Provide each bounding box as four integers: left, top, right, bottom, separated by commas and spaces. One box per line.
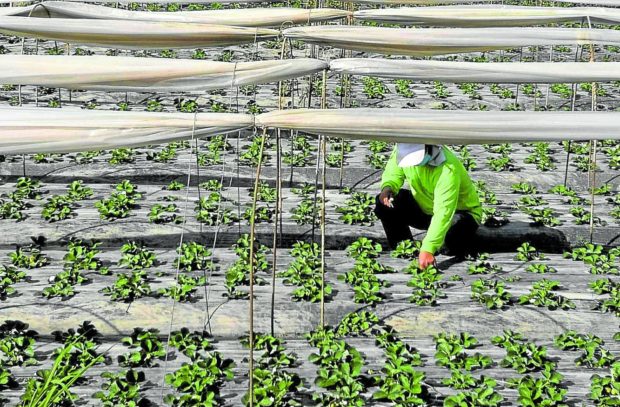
362, 76, 388, 99
306, 327, 368, 406
169, 328, 212, 361
109, 148, 135, 164
518, 279, 575, 310
118, 328, 166, 368
471, 279, 513, 309
93, 369, 150, 407
589, 361, 620, 405
195, 192, 237, 225
0, 320, 38, 367
164, 351, 235, 406
505, 363, 567, 407
554, 330, 615, 368
434, 332, 492, 372
391, 239, 421, 259
336, 311, 379, 337
119, 241, 157, 270
291, 197, 320, 226
95, 180, 142, 220
468, 253, 503, 274
9, 244, 49, 269
406, 262, 446, 306
102, 270, 152, 302
176, 242, 214, 272
0, 265, 27, 300
159, 274, 206, 302
149, 203, 183, 224
242, 333, 301, 406
515, 242, 545, 262
225, 234, 269, 299
565, 244, 619, 275
336, 191, 377, 225
373, 326, 429, 405
443, 377, 503, 407
280, 241, 331, 303
492, 330, 553, 373
511, 182, 538, 194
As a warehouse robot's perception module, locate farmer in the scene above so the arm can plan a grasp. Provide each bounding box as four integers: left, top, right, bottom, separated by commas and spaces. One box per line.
375, 144, 482, 269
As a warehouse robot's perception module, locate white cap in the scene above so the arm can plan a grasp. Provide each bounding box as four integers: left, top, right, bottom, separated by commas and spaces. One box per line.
397, 143, 426, 167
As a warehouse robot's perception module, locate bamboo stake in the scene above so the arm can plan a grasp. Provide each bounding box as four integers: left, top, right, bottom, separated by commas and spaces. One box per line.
586, 16, 598, 243
248, 128, 267, 407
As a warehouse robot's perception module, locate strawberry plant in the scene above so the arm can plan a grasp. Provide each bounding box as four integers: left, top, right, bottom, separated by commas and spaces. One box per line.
195, 193, 237, 225
0, 194, 26, 221
468, 253, 503, 274
346, 237, 382, 260
506, 363, 567, 407
251, 181, 276, 203
406, 263, 446, 306
93, 369, 150, 407
362, 76, 388, 99
109, 148, 135, 164
336, 191, 377, 225
64, 238, 109, 275
280, 241, 331, 303
41, 195, 74, 222
164, 352, 235, 406
169, 328, 212, 361
571, 205, 605, 226
291, 197, 320, 226
566, 244, 619, 275
307, 327, 368, 406
373, 327, 429, 405
391, 239, 421, 259
444, 377, 503, 407
102, 270, 152, 302
240, 135, 270, 167
518, 279, 575, 310
525, 142, 556, 171
395, 79, 414, 98
176, 242, 214, 272
512, 182, 538, 194
118, 328, 166, 368
595, 288, 620, 317
149, 203, 183, 224
226, 235, 269, 299
119, 241, 157, 270
471, 279, 513, 309
341, 256, 389, 305
554, 330, 615, 368
166, 180, 185, 191
159, 274, 206, 302
492, 330, 552, 373
96, 180, 142, 220
336, 311, 379, 337
200, 179, 223, 192
243, 205, 273, 224
0, 320, 38, 367
0, 265, 27, 300
515, 242, 545, 262
9, 244, 49, 269
589, 361, 620, 405
13, 177, 42, 200
242, 333, 301, 406
434, 332, 492, 372
525, 263, 557, 273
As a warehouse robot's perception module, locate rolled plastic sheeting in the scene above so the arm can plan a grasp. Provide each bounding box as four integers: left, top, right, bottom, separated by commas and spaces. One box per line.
354, 5, 620, 26
283, 26, 620, 56
11, 2, 350, 28
329, 59, 620, 83
0, 16, 279, 49
0, 108, 254, 154
553, 0, 620, 7
351, 0, 496, 4
0, 55, 327, 92
255, 109, 620, 144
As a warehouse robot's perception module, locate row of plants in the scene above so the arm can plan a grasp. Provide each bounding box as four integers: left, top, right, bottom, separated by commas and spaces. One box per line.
340, 237, 392, 305
279, 241, 330, 302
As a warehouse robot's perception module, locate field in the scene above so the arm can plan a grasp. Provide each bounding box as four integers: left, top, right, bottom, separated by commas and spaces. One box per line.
0, 1, 619, 406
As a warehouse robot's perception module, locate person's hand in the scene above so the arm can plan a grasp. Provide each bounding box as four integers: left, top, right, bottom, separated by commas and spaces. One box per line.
379, 187, 394, 208
418, 251, 436, 269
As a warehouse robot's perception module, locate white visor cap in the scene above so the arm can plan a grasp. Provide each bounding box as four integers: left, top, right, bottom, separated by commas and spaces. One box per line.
397, 143, 426, 167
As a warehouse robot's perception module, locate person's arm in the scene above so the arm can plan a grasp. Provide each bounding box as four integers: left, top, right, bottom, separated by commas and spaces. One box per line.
420, 165, 460, 255
380, 147, 405, 195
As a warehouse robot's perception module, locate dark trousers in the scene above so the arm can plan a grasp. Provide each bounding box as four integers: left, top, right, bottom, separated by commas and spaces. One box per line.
374, 189, 479, 255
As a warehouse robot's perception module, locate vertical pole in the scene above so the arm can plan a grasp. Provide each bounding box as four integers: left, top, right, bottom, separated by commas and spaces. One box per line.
248, 129, 267, 407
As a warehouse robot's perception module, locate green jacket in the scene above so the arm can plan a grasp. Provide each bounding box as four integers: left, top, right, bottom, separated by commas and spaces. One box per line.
380, 146, 482, 255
